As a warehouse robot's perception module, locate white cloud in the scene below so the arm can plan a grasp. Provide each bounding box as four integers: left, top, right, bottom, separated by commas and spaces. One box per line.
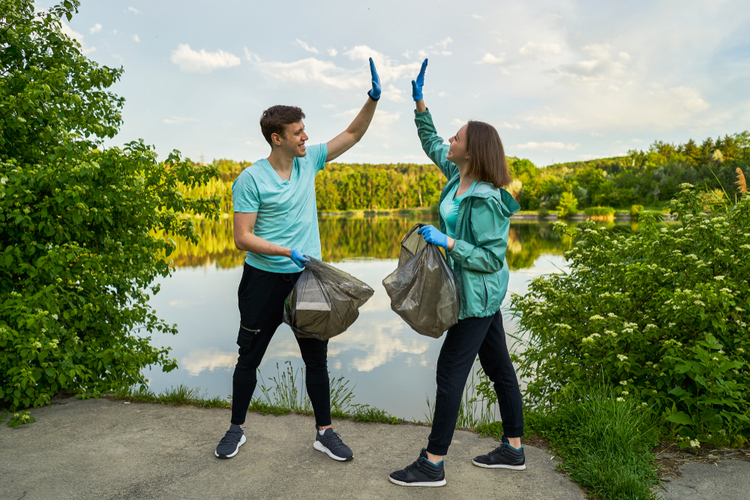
255, 57, 363, 90
334, 109, 401, 130
499, 122, 522, 129
513, 142, 580, 151
132, 34, 140, 43
475, 52, 505, 65
451, 118, 467, 127
525, 111, 577, 128
180, 349, 236, 376
171, 44, 241, 73
321, 104, 336, 109
435, 37, 453, 50
163, 117, 199, 124
89, 23, 102, 34
294, 39, 319, 54
385, 84, 406, 102
557, 44, 629, 84
438, 92, 447, 97
472, 14, 483, 20
243, 48, 261, 62
344, 45, 421, 83
60, 22, 96, 55
328, 48, 338, 57
519, 42, 562, 58
126, 7, 140, 14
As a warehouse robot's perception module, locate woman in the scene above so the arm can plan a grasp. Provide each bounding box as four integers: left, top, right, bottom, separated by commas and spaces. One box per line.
389, 59, 525, 488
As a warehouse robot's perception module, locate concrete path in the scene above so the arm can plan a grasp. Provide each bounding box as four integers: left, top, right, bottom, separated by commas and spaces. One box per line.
2, 398, 749, 500
1, 397, 584, 500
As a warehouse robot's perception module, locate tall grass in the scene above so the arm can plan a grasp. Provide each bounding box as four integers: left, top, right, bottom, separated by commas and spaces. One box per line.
113, 362, 403, 425
525, 384, 660, 500
424, 369, 497, 428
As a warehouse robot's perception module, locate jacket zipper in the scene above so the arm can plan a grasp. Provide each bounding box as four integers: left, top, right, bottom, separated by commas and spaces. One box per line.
240, 325, 261, 335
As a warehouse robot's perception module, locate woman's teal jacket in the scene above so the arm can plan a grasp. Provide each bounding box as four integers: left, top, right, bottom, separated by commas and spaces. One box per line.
415, 109, 520, 320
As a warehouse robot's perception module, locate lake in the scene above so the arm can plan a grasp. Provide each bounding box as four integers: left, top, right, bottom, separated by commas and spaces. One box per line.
144, 216, 614, 421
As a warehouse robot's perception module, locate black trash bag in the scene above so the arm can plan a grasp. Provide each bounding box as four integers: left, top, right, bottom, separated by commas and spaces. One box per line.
283, 257, 374, 341
382, 223, 460, 338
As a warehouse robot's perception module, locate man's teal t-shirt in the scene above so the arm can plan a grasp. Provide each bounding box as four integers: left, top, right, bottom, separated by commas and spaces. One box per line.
232, 143, 327, 273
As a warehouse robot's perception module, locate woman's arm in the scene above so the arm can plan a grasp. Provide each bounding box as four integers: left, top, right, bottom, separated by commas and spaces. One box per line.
448, 199, 509, 273
411, 59, 459, 180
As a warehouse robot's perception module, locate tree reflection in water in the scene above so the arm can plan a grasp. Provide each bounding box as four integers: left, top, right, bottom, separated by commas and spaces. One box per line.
160, 216, 592, 270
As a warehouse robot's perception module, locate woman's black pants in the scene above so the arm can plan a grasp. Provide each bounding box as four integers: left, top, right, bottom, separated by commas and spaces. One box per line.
427, 309, 524, 456
230, 263, 331, 427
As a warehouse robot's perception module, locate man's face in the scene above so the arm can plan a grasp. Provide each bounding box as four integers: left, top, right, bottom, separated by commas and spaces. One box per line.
277, 120, 308, 157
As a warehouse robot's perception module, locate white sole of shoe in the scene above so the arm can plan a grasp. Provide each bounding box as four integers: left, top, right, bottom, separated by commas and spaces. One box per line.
215, 434, 246, 459
313, 440, 353, 461
471, 459, 526, 470
388, 476, 447, 487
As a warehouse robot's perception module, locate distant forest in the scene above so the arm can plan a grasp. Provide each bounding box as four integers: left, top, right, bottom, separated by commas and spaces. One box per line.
179, 131, 750, 212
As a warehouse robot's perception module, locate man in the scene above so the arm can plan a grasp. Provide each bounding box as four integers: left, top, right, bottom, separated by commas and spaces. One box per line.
214, 58, 381, 462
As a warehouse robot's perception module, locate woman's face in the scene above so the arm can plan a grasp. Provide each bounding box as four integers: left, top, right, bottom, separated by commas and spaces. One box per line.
446, 124, 469, 166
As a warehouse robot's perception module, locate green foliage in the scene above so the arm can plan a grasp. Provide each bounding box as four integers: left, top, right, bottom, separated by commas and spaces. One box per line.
584, 206, 616, 217
630, 204, 645, 221
512, 185, 750, 448
2, 409, 36, 428
537, 204, 550, 218
527, 385, 660, 500
558, 192, 579, 219
0, 1, 220, 410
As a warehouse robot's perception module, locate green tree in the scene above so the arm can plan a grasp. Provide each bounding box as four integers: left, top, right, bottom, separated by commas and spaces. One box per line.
0, 0, 220, 410
558, 192, 579, 218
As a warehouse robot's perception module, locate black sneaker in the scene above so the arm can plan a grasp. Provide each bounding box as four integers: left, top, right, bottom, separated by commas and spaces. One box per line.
215, 424, 246, 459
313, 428, 353, 461
472, 439, 526, 470
389, 449, 447, 487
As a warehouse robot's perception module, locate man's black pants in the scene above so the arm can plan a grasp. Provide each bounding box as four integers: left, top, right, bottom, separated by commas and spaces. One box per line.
427, 309, 524, 456
230, 263, 331, 427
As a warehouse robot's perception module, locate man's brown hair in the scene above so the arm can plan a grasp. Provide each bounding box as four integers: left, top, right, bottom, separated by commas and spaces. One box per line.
465, 120, 512, 188
260, 105, 306, 146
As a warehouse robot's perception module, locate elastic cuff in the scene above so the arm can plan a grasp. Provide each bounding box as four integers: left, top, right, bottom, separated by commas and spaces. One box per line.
367, 90, 380, 101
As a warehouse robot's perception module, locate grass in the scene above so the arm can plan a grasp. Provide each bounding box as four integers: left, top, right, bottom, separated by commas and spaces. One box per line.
110, 361, 405, 426
520, 384, 661, 500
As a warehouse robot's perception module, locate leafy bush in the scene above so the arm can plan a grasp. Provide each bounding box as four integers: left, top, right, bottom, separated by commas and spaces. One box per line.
0, 1, 219, 410
512, 184, 750, 447
630, 204, 644, 220
584, 206, 616, 217
558, 192, 579, 219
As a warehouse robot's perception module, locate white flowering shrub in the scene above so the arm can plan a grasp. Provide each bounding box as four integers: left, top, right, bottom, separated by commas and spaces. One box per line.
512, 185, 750, 447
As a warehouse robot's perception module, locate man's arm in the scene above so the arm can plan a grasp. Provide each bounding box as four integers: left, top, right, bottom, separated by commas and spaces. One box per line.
326, 57, 380, 162
233, 211, 291, 257
326, 98, 378, 162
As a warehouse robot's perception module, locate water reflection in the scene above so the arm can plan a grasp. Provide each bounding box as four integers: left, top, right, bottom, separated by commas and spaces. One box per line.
165, 216, 576, 270
146, 217, 616, 420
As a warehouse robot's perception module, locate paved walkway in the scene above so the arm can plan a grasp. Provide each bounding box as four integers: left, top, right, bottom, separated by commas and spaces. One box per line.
1, 398, 748, 500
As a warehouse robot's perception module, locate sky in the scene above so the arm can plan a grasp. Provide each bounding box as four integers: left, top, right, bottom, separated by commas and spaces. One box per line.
58, 0, 750, 167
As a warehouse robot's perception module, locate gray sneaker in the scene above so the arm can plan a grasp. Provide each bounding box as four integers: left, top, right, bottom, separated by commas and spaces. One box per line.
313, 428, 353, 461
215, 424, 246, 459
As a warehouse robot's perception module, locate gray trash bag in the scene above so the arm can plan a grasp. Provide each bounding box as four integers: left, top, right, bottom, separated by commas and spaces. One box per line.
283, 257, 374, 341
382, 223, 460, 338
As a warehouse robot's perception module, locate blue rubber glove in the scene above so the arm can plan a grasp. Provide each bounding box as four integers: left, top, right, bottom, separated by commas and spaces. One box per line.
418, 224, 448, 250
290, 249, 310, 268
368, 57, 381, 101
411, 58, 428, 102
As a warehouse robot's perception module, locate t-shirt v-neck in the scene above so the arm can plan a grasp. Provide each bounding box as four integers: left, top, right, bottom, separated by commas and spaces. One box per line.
440, 181, 477, 238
